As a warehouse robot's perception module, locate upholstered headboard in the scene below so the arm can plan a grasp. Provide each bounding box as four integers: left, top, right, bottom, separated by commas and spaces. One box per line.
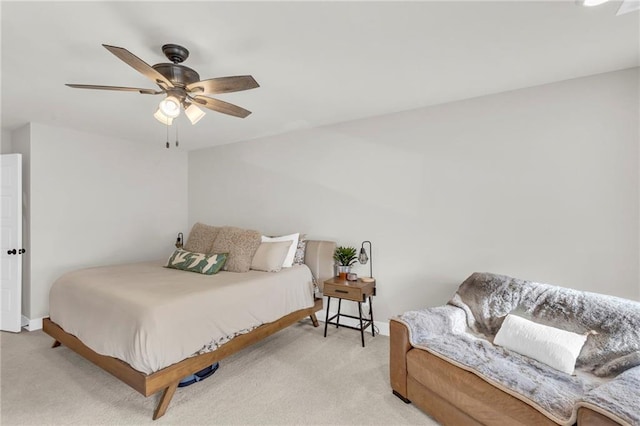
304, 240, 336, 287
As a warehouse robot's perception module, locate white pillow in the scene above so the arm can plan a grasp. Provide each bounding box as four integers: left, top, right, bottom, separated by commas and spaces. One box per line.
261, 233, 299, 268
493, 314, 588, 375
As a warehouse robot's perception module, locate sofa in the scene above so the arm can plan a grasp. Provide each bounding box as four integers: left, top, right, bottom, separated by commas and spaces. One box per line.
390, 272, 640, 426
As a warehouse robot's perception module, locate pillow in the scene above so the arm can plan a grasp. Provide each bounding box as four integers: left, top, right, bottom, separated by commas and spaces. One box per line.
261, 232, 299, 268
184, 223, 221, 253
493, 314, 588, 375
292, 234, 307, 266
165, 249, 227, 275
250, 241, 293, 273
211, 226, 262, 273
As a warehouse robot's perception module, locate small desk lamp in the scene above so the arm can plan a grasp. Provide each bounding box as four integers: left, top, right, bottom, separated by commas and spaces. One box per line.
358, 240, 373, 278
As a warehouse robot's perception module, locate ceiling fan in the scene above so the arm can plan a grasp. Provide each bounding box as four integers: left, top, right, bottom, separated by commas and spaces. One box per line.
67, 44, 259, 125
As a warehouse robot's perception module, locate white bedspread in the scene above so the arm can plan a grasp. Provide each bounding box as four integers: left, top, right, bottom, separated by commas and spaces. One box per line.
49, 261, 315, 374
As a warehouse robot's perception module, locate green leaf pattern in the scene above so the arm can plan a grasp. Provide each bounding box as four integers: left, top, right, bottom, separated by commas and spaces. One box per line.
165, 249, 228, 275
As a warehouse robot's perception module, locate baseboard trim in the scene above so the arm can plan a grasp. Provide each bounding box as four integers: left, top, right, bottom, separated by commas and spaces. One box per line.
316, 308, 389, 336
21, 316, 43, 331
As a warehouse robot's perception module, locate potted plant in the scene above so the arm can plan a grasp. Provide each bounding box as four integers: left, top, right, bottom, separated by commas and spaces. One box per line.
333, 246, 358, 280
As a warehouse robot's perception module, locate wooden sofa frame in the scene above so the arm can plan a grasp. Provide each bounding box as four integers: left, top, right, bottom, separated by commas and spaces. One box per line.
43, 298, 322, 420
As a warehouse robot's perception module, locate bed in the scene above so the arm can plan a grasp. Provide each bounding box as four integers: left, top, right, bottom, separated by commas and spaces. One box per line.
43, 239, 336, 420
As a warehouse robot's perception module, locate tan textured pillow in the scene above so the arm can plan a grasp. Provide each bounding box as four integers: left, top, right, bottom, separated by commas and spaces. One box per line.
251, 241, 293, 273
211, 226, 261, 272
184, 223, 220, 253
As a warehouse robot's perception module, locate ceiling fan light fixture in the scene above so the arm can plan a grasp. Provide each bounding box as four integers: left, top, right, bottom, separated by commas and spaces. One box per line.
153, 108, 174, 125
185, 103, 206, 125
159, 96, 181, 118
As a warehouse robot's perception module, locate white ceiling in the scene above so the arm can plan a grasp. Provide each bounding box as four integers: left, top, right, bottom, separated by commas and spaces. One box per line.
1, 1, 638, 150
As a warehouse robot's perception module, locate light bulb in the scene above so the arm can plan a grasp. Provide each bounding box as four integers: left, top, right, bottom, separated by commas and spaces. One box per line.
358, 248, 369, 264
159, 96, 181, 118
153, 108, 173, 125
185, 103, 205, 124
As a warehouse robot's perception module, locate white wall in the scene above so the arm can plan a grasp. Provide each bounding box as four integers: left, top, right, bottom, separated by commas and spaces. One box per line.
189, 68, 639, 325
1, 129, 12, 154
17, 123, 188, 319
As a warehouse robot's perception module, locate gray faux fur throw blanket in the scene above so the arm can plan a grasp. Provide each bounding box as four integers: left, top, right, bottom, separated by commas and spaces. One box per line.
397, 272, 640, 425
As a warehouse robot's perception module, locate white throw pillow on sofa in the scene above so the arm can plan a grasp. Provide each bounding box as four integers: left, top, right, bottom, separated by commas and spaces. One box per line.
494, 314, 588, 375
261, 233, 299, 267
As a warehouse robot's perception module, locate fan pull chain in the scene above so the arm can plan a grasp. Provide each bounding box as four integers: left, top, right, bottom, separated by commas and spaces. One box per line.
165, 120, 170, 149
175, 120, 179, 147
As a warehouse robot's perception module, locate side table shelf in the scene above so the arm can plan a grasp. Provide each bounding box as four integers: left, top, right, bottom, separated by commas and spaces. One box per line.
322, 277, 376, 347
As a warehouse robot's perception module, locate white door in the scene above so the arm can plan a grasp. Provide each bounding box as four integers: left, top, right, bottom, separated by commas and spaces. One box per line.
1, 154, 22, 332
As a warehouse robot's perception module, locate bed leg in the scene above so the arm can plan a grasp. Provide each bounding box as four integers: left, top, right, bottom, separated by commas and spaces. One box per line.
153, 381, 179, 420
309, 313, 319, 327
51, 340, 61, 348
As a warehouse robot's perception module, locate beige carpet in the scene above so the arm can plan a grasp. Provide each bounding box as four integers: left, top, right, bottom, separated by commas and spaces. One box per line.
0, 320, 437, 425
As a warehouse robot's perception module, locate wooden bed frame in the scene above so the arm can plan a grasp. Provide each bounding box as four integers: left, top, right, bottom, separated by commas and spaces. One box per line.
43, 298, 322, 420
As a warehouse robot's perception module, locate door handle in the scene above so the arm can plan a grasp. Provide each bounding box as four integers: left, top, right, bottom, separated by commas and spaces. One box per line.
7, 249, 16, 255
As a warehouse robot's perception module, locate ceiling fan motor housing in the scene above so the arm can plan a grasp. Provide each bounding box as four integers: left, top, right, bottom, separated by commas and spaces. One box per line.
152, 63, 200, 88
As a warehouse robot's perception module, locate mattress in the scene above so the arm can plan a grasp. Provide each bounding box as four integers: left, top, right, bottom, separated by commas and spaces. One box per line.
49, 261, 315, 374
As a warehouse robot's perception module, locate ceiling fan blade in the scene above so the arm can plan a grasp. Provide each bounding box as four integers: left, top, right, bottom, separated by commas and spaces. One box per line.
66, 84, 162, 95
102, 44, 174, 89
617, 0, 640, 15
191, 95, 252, 118
186, 76, 259, 94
